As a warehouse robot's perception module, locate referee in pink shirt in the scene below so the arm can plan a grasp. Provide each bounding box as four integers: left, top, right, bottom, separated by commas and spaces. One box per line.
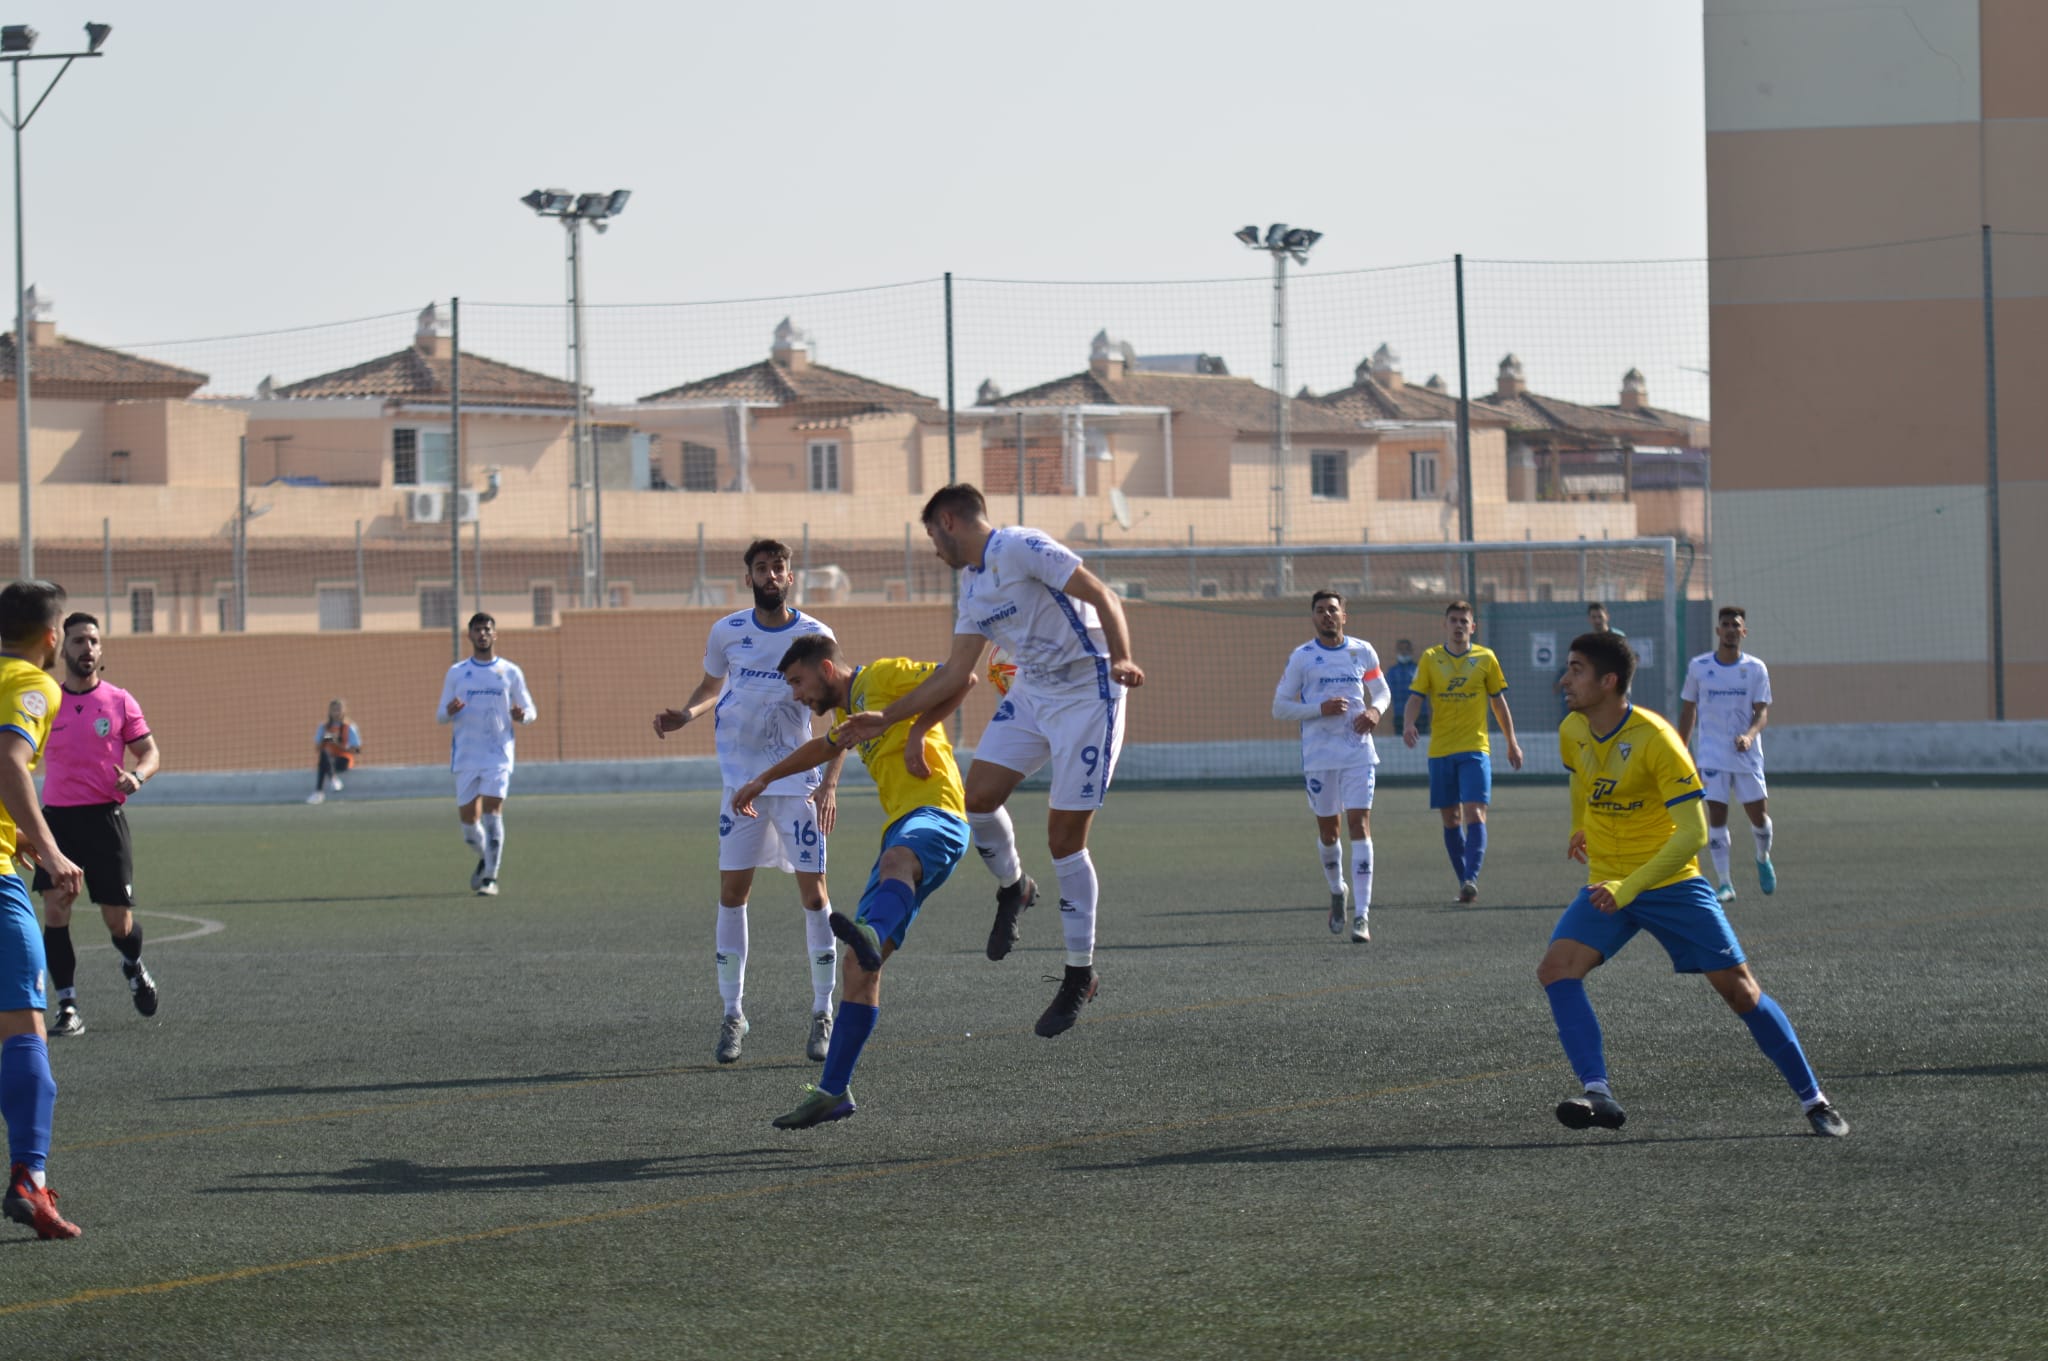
34, 613, 160, 1036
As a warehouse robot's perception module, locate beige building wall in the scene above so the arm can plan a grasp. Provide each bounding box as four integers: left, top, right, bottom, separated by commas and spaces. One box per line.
1705, 0, 2047, 721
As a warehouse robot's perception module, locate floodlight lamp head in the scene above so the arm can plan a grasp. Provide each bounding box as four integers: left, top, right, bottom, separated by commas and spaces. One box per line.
521, 189, 549, 213
1233, 225, 1260, 247
574, 192, 605, 217
83, 21, 110, 52
604, 189, 632, 216
1280, 228, 1314, 250
0, 25, 37, 53
1264, 223, 1287, 247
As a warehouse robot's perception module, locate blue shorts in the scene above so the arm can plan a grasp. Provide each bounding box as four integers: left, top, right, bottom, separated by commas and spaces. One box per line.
1427, 752, 1492, 809
0, 871, 47, 1011
1551, 876, 1747, 975
859, 808, 970, 948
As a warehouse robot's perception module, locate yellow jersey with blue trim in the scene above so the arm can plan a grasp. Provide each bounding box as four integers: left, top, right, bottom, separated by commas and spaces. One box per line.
0, 655, 58, 874
827, 658, 967, 826
1410, 644, 1508, 757
1560, 703, 1704, 891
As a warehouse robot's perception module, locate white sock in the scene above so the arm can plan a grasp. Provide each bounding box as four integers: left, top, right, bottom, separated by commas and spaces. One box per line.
715, 902, 749, 1016
1318, 837, 1345, 894
1351, 839, 1374, 918
1752, 816, 1774, 860
1584, 1080, 1613, 1099
1708, 826, 1732, 883
1053, 848, 1098, 968
1801, 1091, 1829, 1112
480, 811, 505, 877
462, 821, 485, 856
968, 808, 1022, 887
804, 905, 836, 1011
27, 1168, 45, 1189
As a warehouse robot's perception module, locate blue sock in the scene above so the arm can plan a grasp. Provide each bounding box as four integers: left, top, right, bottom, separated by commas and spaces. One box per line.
1442, 825, 1466, 878
1740, 994, 1821, 1103
0, 1033, 56, 1173
859, 878, 917, 946
1463, 821, 1488, 881
819, 1001, 877, 1096
1544, 979, 1608, 1089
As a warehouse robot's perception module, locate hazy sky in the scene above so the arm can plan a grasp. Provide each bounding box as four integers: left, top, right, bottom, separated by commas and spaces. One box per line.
20, 0, 1705, 350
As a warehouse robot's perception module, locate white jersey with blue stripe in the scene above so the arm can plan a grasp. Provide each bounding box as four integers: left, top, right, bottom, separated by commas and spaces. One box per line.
954, 527, 1109, 697
1680, 650, 1771, 774
704, 607, 834, 795
435, 656, 536, 772
1273, 635, 1394, 772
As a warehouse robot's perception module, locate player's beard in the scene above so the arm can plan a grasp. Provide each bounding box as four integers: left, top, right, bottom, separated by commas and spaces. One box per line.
752, 580, 787, 612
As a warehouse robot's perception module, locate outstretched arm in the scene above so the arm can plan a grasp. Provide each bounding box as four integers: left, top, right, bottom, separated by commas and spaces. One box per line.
835, 632, 986, 746
654, 670, 725, 739
731, 735, 840, 818
903, 671, 979, 779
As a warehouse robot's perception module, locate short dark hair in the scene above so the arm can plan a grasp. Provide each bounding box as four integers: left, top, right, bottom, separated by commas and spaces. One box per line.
1310, 589, 1344, 611
1570, 631, 1636, 694
1396, 638, 1413, 651
62, 611, 99, 634
467, 611, 495, 630
1587, 601, 1607, 613
921, 483, 987, 525
0, 580, 66, 647
744, 539, 792, 569
1718, 605, 1746, 623
1445, 599, 1474, 618
777, 633, 841, 674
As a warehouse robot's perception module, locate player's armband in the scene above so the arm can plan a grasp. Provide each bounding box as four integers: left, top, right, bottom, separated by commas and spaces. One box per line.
823, 723, 845, 749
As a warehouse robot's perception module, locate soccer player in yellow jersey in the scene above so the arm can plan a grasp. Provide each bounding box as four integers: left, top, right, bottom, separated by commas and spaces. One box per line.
0, 581, 88, 1238
731, 634, 976, 1130
1539, 631, 1848, 1138
1401, 600, 1523, 903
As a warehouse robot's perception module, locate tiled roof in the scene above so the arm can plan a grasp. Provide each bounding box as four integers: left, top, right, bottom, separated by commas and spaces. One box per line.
642, 358, 939, 412
1304, 373, 1513, 428
994, 367, 1362, 437
1475, 389, 1685, 439
0, 333, 206, 398
276, 346, 574, 407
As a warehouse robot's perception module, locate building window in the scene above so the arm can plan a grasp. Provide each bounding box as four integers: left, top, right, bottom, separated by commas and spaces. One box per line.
216, 592, 238, 633
606, 582, 634, 609
808, 440, 841, 493
128, 585, 156, 635
1411, 449, 1440, 499
419, 585, 456, 630
681, 442, 718, 492
532, 583, 556, 628
394, 428, 453, 486
318, 585, 362, 631
1310, 449, 1347, 500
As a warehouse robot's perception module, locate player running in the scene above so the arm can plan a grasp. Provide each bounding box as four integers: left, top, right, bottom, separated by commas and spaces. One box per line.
834, 483, 1144, 1038
0, 580, 87, 1238
34, 613, 161, 1037
1272, 590, 1391, 942
731, 634, 975, 1129
1402, 600, 1523, 903
435, 612, 536, 898
653, 538, 845, 1065
1540, 630, 1846, 1138
1677, 606, 1775, 903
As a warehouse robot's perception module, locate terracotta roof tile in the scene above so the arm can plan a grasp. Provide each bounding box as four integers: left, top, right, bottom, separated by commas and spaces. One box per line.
0, 332, 206, 399
993, 367, 1363, 437
1304, 373, 1513, 428
276, 345, 574, 407
641, 358, 938, 412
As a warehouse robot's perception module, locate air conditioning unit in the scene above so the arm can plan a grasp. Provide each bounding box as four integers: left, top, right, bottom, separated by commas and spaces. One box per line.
406, 490, 444, 524
454, 489, 480, 523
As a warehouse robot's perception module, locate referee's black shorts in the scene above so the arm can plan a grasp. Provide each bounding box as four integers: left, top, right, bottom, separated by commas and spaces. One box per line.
30, 802, 136, 907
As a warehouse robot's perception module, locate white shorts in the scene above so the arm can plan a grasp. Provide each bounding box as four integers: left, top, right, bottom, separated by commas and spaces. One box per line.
455, 767, 512, 804
1305, 765, 1377, 817
972, 678, 1127, 812
1698, 766, 1768, 805
719, 791, 829, 875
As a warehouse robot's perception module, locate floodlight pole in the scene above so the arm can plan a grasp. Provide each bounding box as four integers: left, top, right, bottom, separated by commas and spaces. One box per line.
2, 36, 106, 579
1269, 249, 1291, 595
565, 217, 599, 608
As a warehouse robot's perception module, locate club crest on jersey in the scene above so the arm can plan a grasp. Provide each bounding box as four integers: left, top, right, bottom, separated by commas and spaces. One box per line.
19, 689, 46, 718
1618, 742, 1633, 762
93, 717, 111, 737
740, 636, 754, 649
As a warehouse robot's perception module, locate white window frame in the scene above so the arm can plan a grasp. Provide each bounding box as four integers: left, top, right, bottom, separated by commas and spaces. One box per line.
679, 442, 718, 493
807, 439, 842, 493
1309, 448, 1348, 500
418, 583, 457, 631
316, 583, 362, 632
394, 426, 454, 487
605, 581, 635, 609
127, 582, 158, 636
1411, 449, 1440, 500
531, 581, 558, 628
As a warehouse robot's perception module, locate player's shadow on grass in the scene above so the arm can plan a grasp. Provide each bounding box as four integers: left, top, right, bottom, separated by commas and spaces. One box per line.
207, 1150, 920, 1197
163, 1069, 714, 1102
1837, 1060, 2048, 1081
173, 893, 424, 908
1063, 1132, 1799, 1171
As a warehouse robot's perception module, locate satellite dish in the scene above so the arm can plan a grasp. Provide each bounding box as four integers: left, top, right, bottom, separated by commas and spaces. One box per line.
1109, 487, 1132, 530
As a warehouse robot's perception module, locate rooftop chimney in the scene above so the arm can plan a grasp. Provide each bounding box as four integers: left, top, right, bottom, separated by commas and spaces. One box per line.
1088, 329, 1128, 381
1368, 342, 1403, 393
1495, 353, 1526, 400
771, 316, 812, 373
976, 378, 1003, 405
24, 285, 55, 347
414, 302, 453, 360
1619, 367, 1646, 411
1424, 374, 1447, 394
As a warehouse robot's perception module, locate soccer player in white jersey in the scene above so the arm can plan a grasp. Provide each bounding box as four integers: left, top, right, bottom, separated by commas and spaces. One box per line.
1677, 605, 1776, 903
653, 538, 845, 1066
1272, 590, 1392, 943
835, 484, 1144, 1039
434, 613, 536, 898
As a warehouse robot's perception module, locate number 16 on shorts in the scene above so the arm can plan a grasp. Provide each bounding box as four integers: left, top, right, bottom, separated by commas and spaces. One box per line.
719, 791, 829, 874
